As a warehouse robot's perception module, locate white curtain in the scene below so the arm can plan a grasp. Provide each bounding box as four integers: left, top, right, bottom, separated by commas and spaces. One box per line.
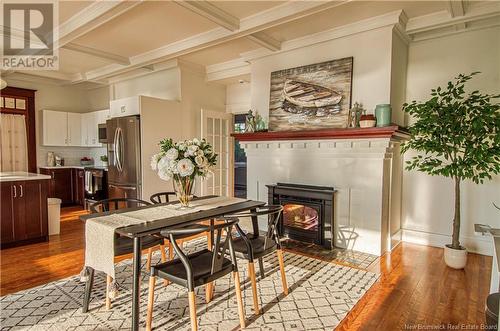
0, 113, 28, 172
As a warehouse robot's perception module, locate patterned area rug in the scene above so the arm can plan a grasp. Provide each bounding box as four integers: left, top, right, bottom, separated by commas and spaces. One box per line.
0, 240, 378, 331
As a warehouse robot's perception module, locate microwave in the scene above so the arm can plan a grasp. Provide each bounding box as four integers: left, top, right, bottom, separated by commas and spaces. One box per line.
98, 123, 107, 143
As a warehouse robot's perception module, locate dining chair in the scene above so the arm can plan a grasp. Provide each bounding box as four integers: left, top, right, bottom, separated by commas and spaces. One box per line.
146, 219, 246, 331
223, 205, 288, 315
150, 192, 219, 298
150, 192, 210, 260
85, 198, 167, 311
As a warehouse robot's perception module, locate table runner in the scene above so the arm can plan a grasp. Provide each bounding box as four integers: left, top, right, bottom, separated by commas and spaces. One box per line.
83, 196, 246, 281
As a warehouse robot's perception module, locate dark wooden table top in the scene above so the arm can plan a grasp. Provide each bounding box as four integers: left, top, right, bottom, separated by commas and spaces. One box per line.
80, 196, 266, 238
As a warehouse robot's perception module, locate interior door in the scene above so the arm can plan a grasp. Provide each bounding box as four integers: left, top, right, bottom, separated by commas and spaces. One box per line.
200, 109, 234, 197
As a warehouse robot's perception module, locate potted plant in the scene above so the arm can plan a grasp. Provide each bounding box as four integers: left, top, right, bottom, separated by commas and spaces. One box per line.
100, 155, 108, 167
402, 72, 500, 269
151, 138, 217, 208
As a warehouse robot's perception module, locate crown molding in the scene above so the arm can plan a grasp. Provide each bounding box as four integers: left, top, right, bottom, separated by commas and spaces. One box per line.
410, 16, 500, 43
406, 1, 500, 35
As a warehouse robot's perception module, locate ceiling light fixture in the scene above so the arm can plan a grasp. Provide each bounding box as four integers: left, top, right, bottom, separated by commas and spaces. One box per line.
0, 78, 7, 89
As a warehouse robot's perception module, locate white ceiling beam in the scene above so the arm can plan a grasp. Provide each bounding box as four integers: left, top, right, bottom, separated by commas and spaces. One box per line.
84, 0, 350, 81
58, 1, 142, 47
8, 70, 75, 82
62, 43, 131, 65
407, 1, 500, 35
447, 0, 465, 18
174, 2, 279, 51
173, 1, 240, 31
247, 32, 281, 51
206, 58, 250, 82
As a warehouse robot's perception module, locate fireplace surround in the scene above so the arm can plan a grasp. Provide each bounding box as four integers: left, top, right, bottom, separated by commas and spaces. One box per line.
232, 126, 408, 256
268, 183, 336, 249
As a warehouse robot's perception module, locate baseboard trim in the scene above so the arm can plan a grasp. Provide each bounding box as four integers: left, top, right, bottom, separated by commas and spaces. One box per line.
401, 229, 494, 256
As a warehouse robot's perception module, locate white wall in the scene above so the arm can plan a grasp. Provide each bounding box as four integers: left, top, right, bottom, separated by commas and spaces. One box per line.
226, 82, 251, 114
402, 27, 500, 255
180, 67, 227, 139
250, 26, 396, 121
110, 68, 181, 101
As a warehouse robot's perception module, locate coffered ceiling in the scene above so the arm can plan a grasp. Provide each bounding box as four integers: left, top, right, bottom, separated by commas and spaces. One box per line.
2, 0, 499, 87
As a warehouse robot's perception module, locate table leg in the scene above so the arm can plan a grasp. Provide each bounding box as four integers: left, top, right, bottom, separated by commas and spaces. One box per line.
251, 208, 259, 239
131, 237, 142, 331
82, 268, 94, 313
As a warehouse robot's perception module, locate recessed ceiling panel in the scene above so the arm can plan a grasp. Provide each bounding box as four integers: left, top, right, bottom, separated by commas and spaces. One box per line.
72, 1, 220, 57
59, 1, 94, 24
57, 48, 113, 74
265, 1, 448, 42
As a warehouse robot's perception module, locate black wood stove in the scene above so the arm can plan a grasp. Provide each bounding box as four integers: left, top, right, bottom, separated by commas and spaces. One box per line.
267, 183, 336, 249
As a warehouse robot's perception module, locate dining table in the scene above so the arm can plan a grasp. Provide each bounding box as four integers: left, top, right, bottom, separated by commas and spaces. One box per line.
80, 196, 266, 331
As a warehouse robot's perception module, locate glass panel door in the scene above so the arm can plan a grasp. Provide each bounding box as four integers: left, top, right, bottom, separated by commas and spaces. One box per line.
201, 109, 234, 197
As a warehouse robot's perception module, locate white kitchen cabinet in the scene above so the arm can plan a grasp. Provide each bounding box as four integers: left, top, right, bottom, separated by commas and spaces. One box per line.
43, 110, 68, 146
110, 96, 140, 118
67, 113, 82, 146
96, 109, 110, 124
43, 110, 82, 146
81, 112, 104, 147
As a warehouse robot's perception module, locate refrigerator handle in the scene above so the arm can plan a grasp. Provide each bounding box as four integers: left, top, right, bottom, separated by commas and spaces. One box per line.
114, 127, 123, 173
118, 127, 125, 173
113, 127, 119, 169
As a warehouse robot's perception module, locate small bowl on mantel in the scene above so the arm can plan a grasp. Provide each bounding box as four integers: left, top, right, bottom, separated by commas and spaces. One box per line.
359, 114, 376, 128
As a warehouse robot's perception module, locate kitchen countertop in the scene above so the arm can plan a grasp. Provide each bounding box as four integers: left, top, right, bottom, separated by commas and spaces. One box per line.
39, 166, 86, 169
0, 172, 51, 182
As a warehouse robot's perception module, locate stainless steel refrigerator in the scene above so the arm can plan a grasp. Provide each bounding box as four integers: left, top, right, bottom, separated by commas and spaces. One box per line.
106, 115, 142, 199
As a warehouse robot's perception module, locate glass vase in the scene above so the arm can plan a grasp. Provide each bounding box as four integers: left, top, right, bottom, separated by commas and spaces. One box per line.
173, 175, 196, 209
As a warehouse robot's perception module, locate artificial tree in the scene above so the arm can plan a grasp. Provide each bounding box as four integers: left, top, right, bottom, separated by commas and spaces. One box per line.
402, 72, 500, 250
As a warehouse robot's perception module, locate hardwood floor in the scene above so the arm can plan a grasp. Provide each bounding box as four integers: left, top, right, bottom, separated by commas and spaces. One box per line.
0, 206, 87, 295
0, 207, 493, 330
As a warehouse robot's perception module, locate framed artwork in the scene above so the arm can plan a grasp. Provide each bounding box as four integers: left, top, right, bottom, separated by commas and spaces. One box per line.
268, 57, 353, 131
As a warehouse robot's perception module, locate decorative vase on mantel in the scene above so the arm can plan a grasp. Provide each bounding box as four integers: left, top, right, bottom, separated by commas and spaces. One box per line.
173, 175, 196, 209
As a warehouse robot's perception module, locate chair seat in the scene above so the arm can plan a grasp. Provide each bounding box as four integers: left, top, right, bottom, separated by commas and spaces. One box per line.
152, 249, 233, 288
232, 235, 277, 260
114, 235, 164, 256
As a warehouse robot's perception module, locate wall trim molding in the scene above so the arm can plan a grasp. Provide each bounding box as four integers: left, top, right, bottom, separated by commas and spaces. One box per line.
402, 228, 493, 256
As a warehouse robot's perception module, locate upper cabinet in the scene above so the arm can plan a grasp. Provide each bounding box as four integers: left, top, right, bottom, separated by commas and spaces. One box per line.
110, 96, 140, 118
43, 110, 81, 146
43, 110, 68, 146
67, 113, 82, 146
42, 109, 109, 147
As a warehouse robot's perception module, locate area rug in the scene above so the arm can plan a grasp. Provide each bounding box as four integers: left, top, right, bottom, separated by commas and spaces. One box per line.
0, 240, 379, 330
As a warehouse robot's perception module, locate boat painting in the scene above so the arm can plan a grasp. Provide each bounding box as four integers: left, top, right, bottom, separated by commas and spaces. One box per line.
269, 57, 353, 131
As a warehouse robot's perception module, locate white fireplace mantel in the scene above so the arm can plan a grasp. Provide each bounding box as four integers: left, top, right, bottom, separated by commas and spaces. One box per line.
235, 127, 408, 256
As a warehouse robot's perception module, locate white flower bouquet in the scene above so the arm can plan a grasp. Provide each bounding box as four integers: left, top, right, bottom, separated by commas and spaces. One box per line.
151, 138, 217, 207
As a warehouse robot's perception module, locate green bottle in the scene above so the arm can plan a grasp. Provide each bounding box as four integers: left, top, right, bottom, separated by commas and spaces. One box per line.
375, 104, 392, 127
